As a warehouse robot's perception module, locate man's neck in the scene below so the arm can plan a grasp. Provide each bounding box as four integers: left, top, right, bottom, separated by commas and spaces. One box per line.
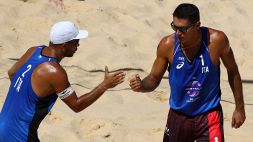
44, 45, 63, 62
181, 30, 202, 61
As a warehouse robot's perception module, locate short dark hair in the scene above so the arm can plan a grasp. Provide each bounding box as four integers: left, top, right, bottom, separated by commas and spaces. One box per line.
173, 3, 200, 24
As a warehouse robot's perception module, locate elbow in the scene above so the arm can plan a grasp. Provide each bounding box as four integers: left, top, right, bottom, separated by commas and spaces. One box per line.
71, 104, 87, 113
71, 105, 82, 113
8, 69, 15, 80
73, 108, 81, 113
67, 97, 90, 113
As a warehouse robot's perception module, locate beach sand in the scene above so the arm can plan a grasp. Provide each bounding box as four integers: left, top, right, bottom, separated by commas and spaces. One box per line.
0, 0, 252, 141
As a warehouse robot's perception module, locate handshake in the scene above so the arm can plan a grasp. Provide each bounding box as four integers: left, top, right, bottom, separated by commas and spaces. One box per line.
102, 66, 143, 92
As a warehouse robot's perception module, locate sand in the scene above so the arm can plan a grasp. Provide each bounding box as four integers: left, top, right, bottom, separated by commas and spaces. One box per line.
0, 0, 252, 141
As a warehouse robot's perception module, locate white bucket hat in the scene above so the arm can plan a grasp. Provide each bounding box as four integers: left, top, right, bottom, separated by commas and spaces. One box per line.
50, 21, 88, 44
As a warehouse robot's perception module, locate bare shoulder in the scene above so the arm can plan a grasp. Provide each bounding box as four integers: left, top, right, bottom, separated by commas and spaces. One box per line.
34, 62, 68, 82
16, 46, 40, 64
208, 28, 229, 46
14, 46, 38, 64
206, 27, 231, 65
158, 34, 174, 50
157, 34, 175, 64
23, 46, 41, 57
8, 46, 41, 78
32, 61, 70, 97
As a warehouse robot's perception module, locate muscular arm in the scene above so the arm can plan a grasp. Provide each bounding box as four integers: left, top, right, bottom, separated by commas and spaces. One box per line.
219, 33, 244, 110
217, 32, 245, 128
8, 47, 37, 80
138, 36, 171, 92
61, 81, 109, 113
47, 63, 124, 112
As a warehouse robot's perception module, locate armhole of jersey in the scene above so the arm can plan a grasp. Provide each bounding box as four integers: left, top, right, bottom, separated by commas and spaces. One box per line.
20, 47, 40, 66
201, 27, 220, 68
169, 33, 180, 73
173, 33, 180, 57
201, 27, 209, 52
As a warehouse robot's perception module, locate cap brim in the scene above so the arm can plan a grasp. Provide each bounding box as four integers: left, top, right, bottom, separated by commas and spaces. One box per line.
74, 30, 88, 39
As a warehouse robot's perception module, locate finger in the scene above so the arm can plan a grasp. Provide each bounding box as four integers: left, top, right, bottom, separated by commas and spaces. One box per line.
234, 123, 239, 128
105, 66, 109, 74
113, 71, 124, 77
136, 74, 140, 79
136, 74, 142, 80
233, 120, 241, 129
130, 78, 137, 83
231, 117, 235, 128
130, 82, 141, 90
114, 72, 126, 79
132, 85, 141, 91
129, 80, 140, 87
114, 73, 125, 81
237, 120, 244, 128
130, 76, 141, 83
129, 82, 138, 88
129, 83, 135, 89
111, 79, 125, 87
114, 75, 125, 83
115, 79, 125, 85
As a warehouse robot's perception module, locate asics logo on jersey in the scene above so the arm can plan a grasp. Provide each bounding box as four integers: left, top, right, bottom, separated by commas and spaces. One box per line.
176, 61, 184, 69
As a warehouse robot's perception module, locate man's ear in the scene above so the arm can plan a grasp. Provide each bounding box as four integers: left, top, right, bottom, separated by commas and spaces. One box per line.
62, 43, 69, 49
62, 42, 67, 47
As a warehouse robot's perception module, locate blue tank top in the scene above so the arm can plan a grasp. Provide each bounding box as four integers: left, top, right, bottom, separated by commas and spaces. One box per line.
169, 27, 221, 116
0, 46, 58, 142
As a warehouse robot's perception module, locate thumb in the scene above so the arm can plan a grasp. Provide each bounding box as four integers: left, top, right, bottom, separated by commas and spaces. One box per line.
105, 66, 109, 74
136, 74, 140, 79
135, 74, 141, 81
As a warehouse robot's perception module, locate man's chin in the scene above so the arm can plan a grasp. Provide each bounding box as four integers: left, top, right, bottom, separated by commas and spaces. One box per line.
65, 54, 74, 57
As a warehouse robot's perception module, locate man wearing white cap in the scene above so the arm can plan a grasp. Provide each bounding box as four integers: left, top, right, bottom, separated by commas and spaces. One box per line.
0, 21, 125, 141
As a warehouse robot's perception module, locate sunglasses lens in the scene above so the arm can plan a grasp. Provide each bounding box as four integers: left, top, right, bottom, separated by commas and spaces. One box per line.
171, 22, 194, 33
179, 27, 187, 33
171, 23, 176, 31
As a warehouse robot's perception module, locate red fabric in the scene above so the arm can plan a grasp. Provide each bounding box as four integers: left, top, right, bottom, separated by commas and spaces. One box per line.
208, 111, 222, 142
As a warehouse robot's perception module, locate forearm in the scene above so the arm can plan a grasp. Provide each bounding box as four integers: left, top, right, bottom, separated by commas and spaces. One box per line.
140, 75, 160, 92
228, 70, 244, 109
75, 82, 108, 112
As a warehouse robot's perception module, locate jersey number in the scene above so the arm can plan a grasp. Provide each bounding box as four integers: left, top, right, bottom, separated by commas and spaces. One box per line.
199, 54, 205, 66
14, 64, 32, 92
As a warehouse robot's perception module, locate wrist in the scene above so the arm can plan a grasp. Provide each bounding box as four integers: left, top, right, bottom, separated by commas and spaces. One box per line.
100, 81, 109, 91
235, 104, 245, 111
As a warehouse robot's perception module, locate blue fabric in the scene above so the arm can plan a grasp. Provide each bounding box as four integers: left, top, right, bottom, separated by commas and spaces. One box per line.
0, 46, 58, 142
168, 27, 221, 116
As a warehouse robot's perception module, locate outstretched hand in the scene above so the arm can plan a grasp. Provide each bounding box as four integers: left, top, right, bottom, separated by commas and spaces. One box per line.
103, 66, 125, 89
231, 108, 246, 128
129, 74, 143, 92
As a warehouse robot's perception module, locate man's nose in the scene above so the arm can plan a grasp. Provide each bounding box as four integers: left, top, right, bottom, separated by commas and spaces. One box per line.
176, 29, 183, 36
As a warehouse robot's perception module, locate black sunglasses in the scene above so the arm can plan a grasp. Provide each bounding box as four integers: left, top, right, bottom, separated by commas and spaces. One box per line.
170, 22, 195, 33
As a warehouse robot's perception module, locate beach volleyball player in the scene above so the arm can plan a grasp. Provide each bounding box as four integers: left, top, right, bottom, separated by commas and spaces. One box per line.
129, 3, 245, 142
0, 21, 125, 141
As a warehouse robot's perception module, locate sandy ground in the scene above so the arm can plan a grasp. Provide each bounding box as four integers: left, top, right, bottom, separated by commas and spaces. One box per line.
0, 0, 252, 141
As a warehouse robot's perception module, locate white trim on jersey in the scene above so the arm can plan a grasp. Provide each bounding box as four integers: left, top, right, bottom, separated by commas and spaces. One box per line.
173, 41, 181, 57
203, 41, 209, 51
